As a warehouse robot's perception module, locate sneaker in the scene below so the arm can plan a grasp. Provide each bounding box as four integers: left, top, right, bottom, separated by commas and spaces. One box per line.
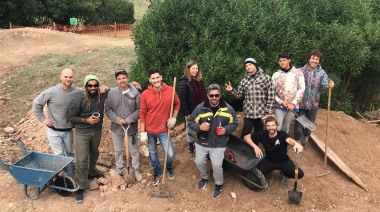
301, 136, 309, 149
134, 169, 142, 182
88, 172, 105, 179
280, 172, 289, 188
117, 167, 124, 176
152, 172, 162, 186
188, 142, 195, 153
167, 169, 175, 180
75, 189, 85, 203
264, 171, 273, 183
213, 184, 223, 198
198, 178, 209, 189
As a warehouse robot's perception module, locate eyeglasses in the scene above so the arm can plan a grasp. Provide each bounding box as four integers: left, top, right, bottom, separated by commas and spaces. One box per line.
209, 94, 220, 98
87, 84, 99, 88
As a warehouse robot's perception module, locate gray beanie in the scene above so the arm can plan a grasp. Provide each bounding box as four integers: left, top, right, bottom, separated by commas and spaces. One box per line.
244, 58, 258, 69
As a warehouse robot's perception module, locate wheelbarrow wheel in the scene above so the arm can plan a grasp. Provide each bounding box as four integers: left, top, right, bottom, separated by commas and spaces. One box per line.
53, 176, 76, 197
241, 168, 267, 191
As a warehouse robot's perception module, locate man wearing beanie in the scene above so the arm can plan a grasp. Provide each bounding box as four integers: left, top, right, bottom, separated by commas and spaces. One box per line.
226, 58, 275, 139
67, 74, 109, 203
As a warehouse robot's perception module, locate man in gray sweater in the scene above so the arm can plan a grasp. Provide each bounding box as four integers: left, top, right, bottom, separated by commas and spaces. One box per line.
67, 74, 109, 203
33, 68, 82, 177
105, 69, 142, 181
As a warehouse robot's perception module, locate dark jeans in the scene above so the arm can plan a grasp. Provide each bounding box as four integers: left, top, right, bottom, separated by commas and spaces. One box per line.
258, 158, 304, 179
240, 118, 263, 139
294, 109, 318, 140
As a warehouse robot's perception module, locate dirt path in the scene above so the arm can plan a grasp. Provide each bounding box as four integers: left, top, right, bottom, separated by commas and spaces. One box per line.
1, 28, 380, 211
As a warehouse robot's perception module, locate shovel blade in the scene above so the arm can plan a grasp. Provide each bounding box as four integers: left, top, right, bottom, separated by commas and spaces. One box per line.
288, 189, 303, 205
123, 166, 135, 185
296, 115, 316, 131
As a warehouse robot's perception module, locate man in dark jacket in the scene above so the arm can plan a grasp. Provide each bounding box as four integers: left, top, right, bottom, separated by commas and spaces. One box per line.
188, 84, 238, 198
67, 75, 109, 203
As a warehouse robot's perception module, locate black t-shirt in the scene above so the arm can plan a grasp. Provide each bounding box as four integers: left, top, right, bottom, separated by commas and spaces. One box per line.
250, 130, 290, 162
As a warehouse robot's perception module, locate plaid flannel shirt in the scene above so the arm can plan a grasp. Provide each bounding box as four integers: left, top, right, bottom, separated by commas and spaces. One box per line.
228, 69, 275, 119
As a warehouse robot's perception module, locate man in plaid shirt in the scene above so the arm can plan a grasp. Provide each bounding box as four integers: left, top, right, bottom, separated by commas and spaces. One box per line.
226, 58, 275, 139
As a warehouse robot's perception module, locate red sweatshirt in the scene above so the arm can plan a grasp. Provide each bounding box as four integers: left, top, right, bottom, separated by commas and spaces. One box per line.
140, 82, 180, 134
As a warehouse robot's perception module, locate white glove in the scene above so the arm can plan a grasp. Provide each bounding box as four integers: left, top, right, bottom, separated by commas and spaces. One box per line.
140, 131, 148, 145
328, 79, 335, 89
167, 117, 176, 129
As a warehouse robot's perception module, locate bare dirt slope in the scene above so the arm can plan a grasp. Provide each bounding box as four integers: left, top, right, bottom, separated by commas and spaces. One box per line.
1, 28, 380, 212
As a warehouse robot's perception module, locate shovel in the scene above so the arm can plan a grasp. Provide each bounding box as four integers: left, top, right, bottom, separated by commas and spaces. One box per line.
293, 111, 316, 131
288, 152, 302, 205
121, 125, 135, 185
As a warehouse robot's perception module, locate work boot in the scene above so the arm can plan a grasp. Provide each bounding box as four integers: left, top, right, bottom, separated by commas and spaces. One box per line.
264, 171, 273, 183
213, 184, 223, 198
75, 189, 85, 203
188, 142, 195, 153
280, 172, 288, 188
134, 169, 142, 182
302, 136, 309, 149
88, 172, 105, 179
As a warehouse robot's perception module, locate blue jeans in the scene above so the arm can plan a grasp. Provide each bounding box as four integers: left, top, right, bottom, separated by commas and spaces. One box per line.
294, 109, 318, 140
45, 127, 74, 177
147, 133, 175, 174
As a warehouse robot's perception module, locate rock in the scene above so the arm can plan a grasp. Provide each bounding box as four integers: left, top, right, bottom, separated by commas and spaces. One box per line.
111, 175, 126, 188
100, 192, 106, 198
99, 185, 107, 192
141, 179, 147, 184
98, 178, 109, 185
231, 192, 237, 199
96, 165, 108, 173
120, 184, 126, 190
174, 123, 185, 132
139, 145, 149, 157
4, 127, 15, 134
88, 180, 99, 191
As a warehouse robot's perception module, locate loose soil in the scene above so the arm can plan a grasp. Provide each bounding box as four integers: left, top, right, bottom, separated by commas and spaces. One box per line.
1, 28, 380, 212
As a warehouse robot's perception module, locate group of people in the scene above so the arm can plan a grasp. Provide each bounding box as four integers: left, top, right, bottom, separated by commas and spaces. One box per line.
32, 49, 334, 201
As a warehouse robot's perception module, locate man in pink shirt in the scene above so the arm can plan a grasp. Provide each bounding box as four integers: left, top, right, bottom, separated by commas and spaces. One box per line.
139, 69, 180, 186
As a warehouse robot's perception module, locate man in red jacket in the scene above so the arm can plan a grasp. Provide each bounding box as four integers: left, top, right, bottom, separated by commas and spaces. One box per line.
139, 69, 180, 186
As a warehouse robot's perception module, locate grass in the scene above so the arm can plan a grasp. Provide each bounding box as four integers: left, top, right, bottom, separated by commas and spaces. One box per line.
2, 46, 136, 127
0, 0, 148, 127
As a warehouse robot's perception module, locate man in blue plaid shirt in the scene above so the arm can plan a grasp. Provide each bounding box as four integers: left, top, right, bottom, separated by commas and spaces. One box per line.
226, 58, 276, 139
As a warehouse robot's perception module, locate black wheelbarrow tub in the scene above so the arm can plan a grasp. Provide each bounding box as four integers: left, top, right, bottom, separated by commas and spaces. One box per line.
11, 152, 72, 188
223, 134, 264, 172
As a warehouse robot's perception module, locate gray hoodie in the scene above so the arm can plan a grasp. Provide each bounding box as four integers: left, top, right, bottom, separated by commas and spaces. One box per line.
105, 83, 140, 135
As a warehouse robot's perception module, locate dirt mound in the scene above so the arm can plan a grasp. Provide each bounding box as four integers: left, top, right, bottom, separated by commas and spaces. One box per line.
0, 28, 133, 72
1, 108, 380, 211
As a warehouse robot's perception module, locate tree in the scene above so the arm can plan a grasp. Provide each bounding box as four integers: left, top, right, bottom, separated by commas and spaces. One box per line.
131, 0, 380, 113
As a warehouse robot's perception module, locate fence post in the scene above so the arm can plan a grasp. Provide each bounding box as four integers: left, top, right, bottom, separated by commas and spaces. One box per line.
9, 22, 12, 29
114, 22, 117, 38
53, 22, 56, 30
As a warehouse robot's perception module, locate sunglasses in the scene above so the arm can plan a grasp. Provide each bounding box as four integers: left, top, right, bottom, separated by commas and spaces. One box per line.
209, 94, 220, 98
87, 84, 99, 88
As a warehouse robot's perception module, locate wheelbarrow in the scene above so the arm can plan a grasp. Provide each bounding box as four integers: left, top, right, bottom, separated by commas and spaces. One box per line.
0, 139, 79, 200
223, 134, 268, 191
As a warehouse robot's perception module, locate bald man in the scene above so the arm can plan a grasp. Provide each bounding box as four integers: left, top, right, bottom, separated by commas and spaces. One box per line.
33, 68, 83, 177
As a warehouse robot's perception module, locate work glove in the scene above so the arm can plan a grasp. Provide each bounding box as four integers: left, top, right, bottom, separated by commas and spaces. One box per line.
328, 79, 335, 89
140, 131, 148, 145
167, 117, 176, 129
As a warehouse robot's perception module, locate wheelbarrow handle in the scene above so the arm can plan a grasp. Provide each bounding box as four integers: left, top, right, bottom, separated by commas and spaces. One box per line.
10, 139, 29, 155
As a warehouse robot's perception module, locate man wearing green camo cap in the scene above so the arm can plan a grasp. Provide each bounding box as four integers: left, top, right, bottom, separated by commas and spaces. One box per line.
67, 74, 110, 203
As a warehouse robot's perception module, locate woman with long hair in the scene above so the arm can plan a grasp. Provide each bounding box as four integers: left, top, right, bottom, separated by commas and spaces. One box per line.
178, 61, 207, 153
